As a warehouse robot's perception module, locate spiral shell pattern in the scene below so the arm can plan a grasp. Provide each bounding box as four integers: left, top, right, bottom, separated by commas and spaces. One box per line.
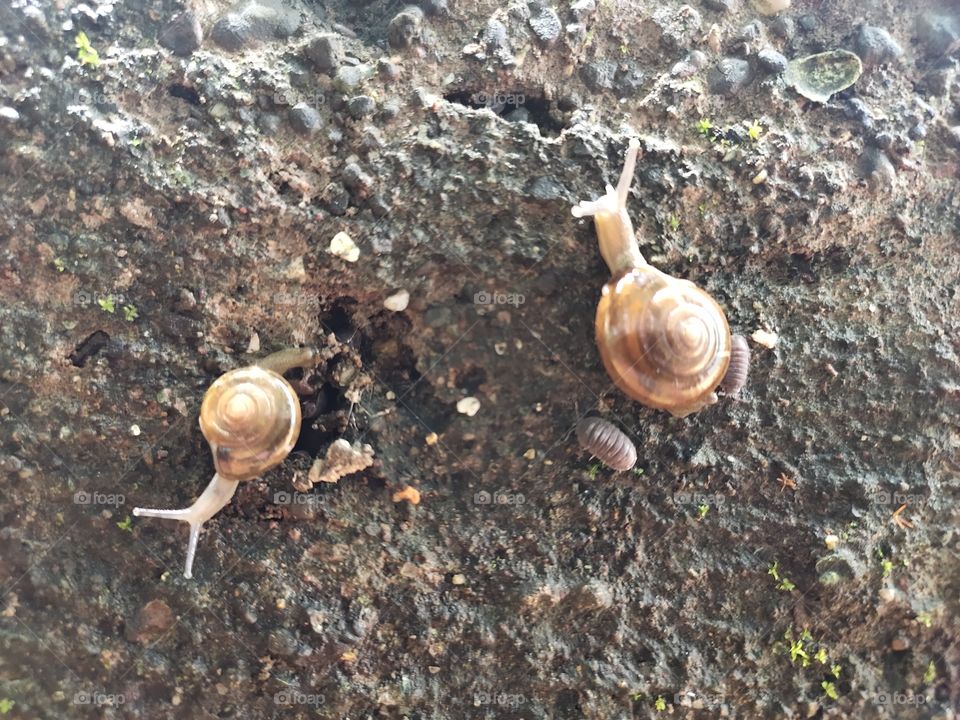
596, 267, 731, 416
199, 366, 301, 481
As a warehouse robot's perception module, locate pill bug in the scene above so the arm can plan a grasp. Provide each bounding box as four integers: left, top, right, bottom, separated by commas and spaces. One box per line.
719, 334, 750, 397
576, 416, 637, 471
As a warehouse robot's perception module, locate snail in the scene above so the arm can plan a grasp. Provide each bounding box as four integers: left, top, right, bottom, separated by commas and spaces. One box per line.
134, 347, 317, 579
576, 416, 637, 471
572, 138, 746, 417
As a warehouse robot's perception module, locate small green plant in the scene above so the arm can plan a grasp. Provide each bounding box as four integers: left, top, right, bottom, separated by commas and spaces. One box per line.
53, 257, 66, 272
916, 611, 932, 628
923, 660, 936, 684
0, 699, 13, 715
746, 119, 763, 141
789, 638, 809, 666
122, 304, 139, 322
697, 503, 709, 519
116, 515, 132, 532
768, 560, 795, 591
632, 467, 644, 476
587, 462, 601, 480
668, 214, 681, 232
815, 648, 828, 665
881, 557, 894, 578
97, 296, 116, 313
831, 664, 842, 679
654, 696, 666, 711
821, 681, 838, 700
75, 31, 100, 68
696, 117, 714, 136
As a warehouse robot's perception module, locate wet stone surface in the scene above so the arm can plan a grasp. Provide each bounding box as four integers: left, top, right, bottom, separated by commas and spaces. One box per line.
0, 0, 959, 718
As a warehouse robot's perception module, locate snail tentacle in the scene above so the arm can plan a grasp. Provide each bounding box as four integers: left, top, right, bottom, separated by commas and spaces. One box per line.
133, 473, 240, 579
571, 137, 646, 276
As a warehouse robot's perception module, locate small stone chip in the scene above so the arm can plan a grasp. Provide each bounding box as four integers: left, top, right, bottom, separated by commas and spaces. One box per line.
451, 573, 466, 585
456, 396, 481, 416
751, 328, 779, 348
425, 432, 439, 445
392, 486, 421, 505
523, 448, 536, 460
129, 424, 141, 436
383, 289, 410, 312
307, 439, 374, 488
328, 231, 360, 262
824, 534, 840, 550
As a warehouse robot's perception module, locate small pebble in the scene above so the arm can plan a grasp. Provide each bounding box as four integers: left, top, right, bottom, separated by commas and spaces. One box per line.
347, 95, 376, 119
387, 6, 423, 49
126, 599, 174, 643
752, 0, 790, 15
328, 231, 360, 262
528, 6, 562, 45
456, 397, 481, 416
855, 25, 903, 66
751, 329, 778, 348
0, 107, 19, 122
756, 48, 788, 75
158, 11, 202, 56
451, 573, 466, 585
392, 486, 421, 505
304, 33, 344, 73
425, 432, 439, 445
708, 57, 752, 95
824, 534, 839, 550
580, 60, 618, 91
383, 289, 410, 312
288, 102, 322, 135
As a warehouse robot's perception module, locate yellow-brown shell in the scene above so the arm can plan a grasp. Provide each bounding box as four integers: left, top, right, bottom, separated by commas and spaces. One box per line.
596, 266, 732, 417
198, 366, 301, 481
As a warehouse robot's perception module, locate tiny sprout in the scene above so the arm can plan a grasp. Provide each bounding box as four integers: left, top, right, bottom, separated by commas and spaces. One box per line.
777, 577, 796, 592
654, 696, 666, 711
789, 639, 809, 665
0, 699, 13, 714
53, 257, 66, 272
696, 117, 714, 136
632, 467, 644, 476
75, 31, 101, 68
747, 120, 763, 141
116, 515, 133, 531
821, 681, 838, 700
881, 558, 894, 578
697, 503, 709, 519
97, 296, 116, 313
587, 462, 601, 480
122, 304, 139, 322
814, 648, 828, 664
768, 560, 781, 580
831, 664, 841, 679
923, 660, 936, 684
916, 611, 932, 628
668, 214, 681, 232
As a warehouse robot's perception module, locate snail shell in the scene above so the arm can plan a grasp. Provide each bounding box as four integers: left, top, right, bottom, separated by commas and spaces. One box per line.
576, 416, 637, 471
719, 334, 750, 396
596, 267, 732, 417
199, 365, 302, 481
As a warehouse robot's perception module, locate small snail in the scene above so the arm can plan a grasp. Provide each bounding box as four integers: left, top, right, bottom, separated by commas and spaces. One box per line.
134, 348, 317, 579
576, 416, 637, 471
572, 138, 745, 417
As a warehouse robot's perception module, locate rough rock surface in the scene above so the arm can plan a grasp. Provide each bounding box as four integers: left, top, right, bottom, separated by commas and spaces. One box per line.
0, 0, 959, 718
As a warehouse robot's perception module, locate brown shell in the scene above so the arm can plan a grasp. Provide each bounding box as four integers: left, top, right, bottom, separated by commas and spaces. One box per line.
596, 267, 732, 416
719, 334, 750, 396
576, 417, 637, 471
199, 366, 301, 481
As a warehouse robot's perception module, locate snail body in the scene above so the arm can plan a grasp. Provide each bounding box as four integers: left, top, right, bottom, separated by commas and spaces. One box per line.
572, 138, 739, 417
134, 347, 316, 578
719, 334, 750, 397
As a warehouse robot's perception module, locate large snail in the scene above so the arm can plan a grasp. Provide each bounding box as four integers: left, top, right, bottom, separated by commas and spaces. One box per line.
572, 138, 747, 417
134, 348, 317, 578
